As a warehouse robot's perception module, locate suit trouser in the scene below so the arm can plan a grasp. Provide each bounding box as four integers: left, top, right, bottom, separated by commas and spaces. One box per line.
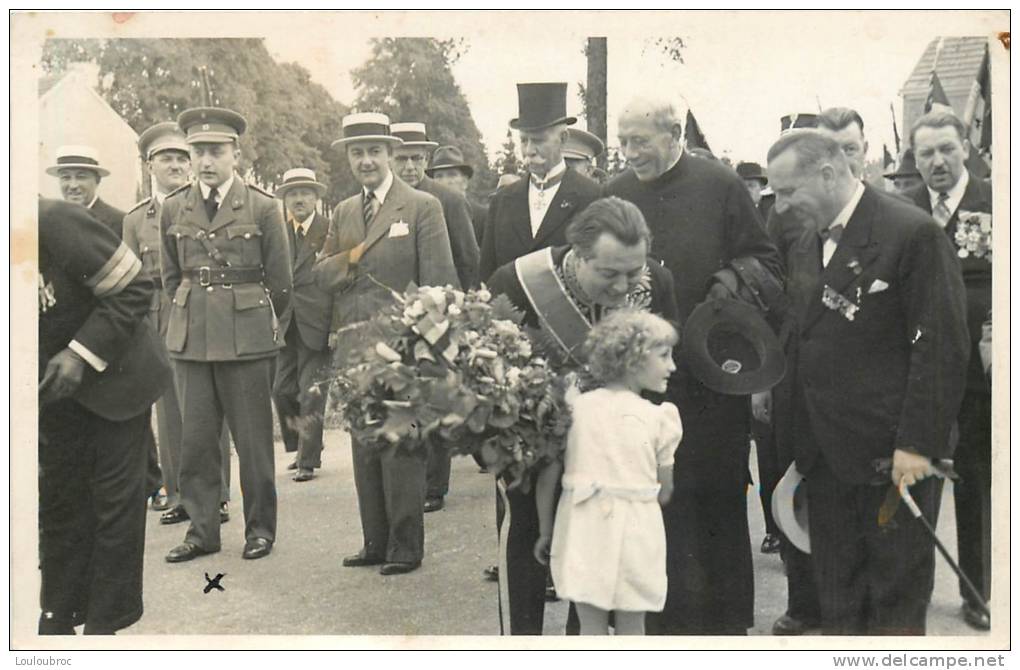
425, 444, 452, 499
272, 326, 330, 469
806, 458, 942, 635
954, 390, 992, 605
496, 482, 546, 634
174, 358, 277, 551
351, 439, 427, 563
39, 399, 148, 632
752, 418, 781, 536
143, 425, 163, 496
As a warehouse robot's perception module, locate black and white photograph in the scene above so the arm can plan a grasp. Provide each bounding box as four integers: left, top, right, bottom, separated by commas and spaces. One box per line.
9, 8, 1010, 659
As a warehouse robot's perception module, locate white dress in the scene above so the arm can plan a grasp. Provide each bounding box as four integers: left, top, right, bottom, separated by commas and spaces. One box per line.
550, 388, 683, 612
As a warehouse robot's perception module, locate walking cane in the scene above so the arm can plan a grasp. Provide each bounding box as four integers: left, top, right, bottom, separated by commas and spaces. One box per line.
897, 478, 991, 620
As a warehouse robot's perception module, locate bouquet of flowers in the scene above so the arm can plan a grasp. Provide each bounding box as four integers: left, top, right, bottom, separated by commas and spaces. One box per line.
954, 210, 992, 261
332, 283, 572, 489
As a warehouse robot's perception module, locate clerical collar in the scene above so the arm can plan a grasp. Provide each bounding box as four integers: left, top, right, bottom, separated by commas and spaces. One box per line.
530, 161, 566, 189
199, 174, 234, 200
363, 170, 394, 204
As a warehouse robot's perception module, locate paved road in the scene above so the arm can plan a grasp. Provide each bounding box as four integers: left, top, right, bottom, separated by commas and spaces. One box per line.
126, 428, 989, 639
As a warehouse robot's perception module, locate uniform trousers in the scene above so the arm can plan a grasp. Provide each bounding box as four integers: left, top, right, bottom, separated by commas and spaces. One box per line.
496, 482, 546, 634
174, 358, 277, 551
351, 439, 427, 563
272, 325, 330, 469
39, 399, 148, 632
954, 391, 992, 605
806, 458, 942, 635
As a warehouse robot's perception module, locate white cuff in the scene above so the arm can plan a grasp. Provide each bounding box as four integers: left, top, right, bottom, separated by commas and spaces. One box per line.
68, 340, 108, 372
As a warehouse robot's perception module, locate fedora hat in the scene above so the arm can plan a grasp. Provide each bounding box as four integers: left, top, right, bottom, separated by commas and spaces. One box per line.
780, 112, 818, 134
425, 145, 473, 178
736, 161, 768, 185
772, 462, 810, 554
563, 127, 605, 161
177, 107, 247, 144
885, 148, 921, 179
390, 122, 439, 149
509, 83, 577, 131
137, 121, 189, 160
683, 297, 786, 395
332, 112, 402, 150
46, 145, 110, 177
275, 167, 327, 198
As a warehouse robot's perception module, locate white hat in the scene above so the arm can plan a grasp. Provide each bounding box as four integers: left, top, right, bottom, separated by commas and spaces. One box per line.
331, 112, 403, 150
390, 122, 439, 149
46, 145, 110, 177
772, 462, 810, 554
275, 167, 327, 198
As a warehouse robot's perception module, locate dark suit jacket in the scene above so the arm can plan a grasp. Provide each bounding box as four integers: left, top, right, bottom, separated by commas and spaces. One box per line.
783, 185, 969, 484
905, 173, 992, 393
416, 175, 480, 289
468, 198, 488, 248
279, 212, 333, 351
479, 168, 601, 282
90, 197, 127, 239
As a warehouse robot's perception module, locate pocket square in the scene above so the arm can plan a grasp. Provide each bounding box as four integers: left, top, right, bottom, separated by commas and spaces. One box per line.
867, 279, 889, 294
388, 221, 410, 238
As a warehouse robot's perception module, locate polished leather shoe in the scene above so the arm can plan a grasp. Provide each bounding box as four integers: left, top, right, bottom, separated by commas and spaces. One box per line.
760, 533, 782, 554
160, 505, 189, 525
220, 502, 230, 523
165, 542, 215, 563
293, 468, 315, 482
380, 561, 421, 575
424, 496, 444, 513
342, 552, 386, 567
286, 460, 298, 471
771, 613, 817, 635
242, 537, 273, 560
962, 602, 991, 631
38, 612, 75, 635
483, 565, 499, 582
150, 491, 170, 511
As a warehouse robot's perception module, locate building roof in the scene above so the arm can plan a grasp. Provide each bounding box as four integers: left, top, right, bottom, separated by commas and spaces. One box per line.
901, 36, 989, 97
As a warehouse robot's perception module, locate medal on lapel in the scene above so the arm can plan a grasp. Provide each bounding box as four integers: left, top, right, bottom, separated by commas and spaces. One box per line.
821, 284, 859, 321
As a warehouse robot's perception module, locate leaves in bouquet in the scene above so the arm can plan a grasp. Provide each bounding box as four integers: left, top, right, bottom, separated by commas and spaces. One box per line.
489, 293, 527, 325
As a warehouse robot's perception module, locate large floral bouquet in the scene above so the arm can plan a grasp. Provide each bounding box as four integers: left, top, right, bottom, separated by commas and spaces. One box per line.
953, 210, 992, 261
332, 283, 572, 489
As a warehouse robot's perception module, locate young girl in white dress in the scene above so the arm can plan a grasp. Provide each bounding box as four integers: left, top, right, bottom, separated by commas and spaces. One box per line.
533, 308, 683, 635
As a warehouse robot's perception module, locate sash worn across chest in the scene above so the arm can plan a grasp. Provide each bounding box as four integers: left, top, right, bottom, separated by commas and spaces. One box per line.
514, 248, 591, 360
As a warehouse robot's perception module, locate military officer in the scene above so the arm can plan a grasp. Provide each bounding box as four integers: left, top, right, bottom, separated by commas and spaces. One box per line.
425, 144, 489, 245
161, 107, 292, 563
390, 121, 480, 513
47, 145, 127, 237
562, 127, 605, 179
123, 122, 233, 525
273, 168, 334, 483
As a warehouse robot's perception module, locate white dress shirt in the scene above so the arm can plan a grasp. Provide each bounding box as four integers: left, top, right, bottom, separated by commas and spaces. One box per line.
528, 161, 567, 238
199, 173, 235, 210
822, 181, 865, 267
926, 169, 969, 227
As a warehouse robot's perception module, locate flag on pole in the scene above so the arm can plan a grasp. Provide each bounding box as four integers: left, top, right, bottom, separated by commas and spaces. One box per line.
684, 109, 711, 153
890, 102, 901, 154
962, 43, 992, 178
924, 70, 952, 114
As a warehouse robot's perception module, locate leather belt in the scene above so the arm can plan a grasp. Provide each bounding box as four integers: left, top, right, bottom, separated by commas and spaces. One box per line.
184, 266, 264, 287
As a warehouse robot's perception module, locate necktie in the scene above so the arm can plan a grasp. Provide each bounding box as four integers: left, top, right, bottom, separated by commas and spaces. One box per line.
820, 223, 844, 244
363, 191, 376, 225
204, 187, 219, 222
933, 192, 952, 227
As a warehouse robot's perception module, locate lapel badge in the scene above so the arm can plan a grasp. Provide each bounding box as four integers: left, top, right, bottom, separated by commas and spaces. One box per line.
560, 200, 571, 209
821, 284, 859, 321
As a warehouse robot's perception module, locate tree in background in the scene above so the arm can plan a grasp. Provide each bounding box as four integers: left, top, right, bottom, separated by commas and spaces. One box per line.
583, 37, 608, 169
41, 38, 358, 208
350, 38, 495, 195
494, 129, 522, 177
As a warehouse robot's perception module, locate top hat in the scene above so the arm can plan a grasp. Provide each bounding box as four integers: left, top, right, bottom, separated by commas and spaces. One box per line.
138, 121, 190, 160
509, 83, 577, 131
45, 145, 110, 177
563, 127, 605, 161
772, 462, 810, 554
736, 161, 768, 185
683, 297, 786, 395
331, 112, 403, 150
177, 107, 248, 144
780, 113, 819, 134
425, 145, 473, 179
885, 148, 921, 179
275, 167, 327, 198
390, 122, 439, 149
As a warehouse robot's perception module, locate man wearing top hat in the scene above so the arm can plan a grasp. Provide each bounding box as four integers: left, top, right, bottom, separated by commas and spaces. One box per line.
606, 93, 783, 635
478, 83, 601, 283
562, 127, 605, 180
47, 145, 126, 237
315, 112, 459, 575
272, 168, 333, 483
390, 122, 480, 512
160, 107, 292, 563
427, 144, 489, 246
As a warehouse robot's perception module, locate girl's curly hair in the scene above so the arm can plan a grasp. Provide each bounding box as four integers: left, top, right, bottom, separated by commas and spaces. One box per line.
585, 308, 679, 384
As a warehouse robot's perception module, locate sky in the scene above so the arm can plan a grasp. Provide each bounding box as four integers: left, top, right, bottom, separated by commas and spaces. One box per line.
258, 11, 995, 167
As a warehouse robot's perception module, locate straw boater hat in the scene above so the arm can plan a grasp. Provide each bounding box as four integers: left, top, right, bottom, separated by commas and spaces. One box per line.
772, 462, 810, 554
563, 127, 605, 162
176, 107, 248, 144
390, 122, 439, 149
46, 145, 111, 177
331, 112, 403, 150
274, 167, 327, 199
137, 121, 190, 160
509, 82, 577, 131
425, 145, 474, 179
735, 161, 768, 185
